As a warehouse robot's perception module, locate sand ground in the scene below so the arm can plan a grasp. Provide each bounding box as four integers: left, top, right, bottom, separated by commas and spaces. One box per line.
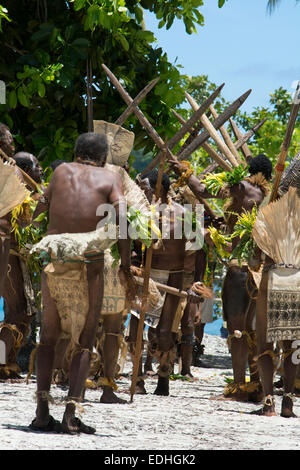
1, 333, 300, 451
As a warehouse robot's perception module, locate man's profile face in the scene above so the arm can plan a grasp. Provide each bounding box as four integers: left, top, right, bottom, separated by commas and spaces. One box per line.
30, 155, 43, 183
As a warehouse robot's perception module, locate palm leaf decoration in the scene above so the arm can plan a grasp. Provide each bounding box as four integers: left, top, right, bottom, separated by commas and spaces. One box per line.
230, 207, 258, 263
208, 226, 231, 259
202, 164, 249, 196
208, 206, 258, 263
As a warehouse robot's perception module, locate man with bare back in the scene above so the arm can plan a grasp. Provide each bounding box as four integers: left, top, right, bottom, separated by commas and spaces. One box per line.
29, 132, 135, 434
169, 155, 273, 401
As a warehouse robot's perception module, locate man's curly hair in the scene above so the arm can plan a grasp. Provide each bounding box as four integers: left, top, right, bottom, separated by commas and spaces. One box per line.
249, 154, 272, 181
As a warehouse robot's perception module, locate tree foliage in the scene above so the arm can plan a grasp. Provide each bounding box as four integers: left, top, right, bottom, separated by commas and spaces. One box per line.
0, 0, 218, 168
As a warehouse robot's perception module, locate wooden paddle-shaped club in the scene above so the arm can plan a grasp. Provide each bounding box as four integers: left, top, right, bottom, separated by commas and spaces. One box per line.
185, 92, 239, 168
172, 109, 232, 172
140, 84, 225, 176
177, 90, 252, 162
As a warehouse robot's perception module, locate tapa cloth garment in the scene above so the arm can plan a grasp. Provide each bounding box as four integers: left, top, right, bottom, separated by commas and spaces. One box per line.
0, 159, 30, 218
131, 268, 169, 329
200, 298, 214, 324
31, 224, 118, 262
131, 268, 186, 333
45, 261, 90, 344
93, 120, 135, 167
101, 250, 127, 316
267, 267, 300, 342
105, 163, 152, 218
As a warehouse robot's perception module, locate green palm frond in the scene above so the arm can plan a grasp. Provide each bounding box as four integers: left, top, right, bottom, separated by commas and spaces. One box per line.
202, 165, 249, 196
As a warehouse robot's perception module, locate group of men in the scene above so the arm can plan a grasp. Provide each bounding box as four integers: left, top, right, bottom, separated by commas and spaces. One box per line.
0, 117, 299, 435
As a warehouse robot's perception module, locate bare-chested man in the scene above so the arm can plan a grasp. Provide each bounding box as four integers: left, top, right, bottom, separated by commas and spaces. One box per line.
30, 132, 135, 434
128, 169, 203, 396
170, 154, 273, 401
0, 127, 44, 378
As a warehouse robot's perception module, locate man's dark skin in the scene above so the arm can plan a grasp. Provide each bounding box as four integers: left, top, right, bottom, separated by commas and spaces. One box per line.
14, 151, 44, 186
128, 172, 188, 396
169, 156, 271, 401
31, 133, 134, 433
0, 129, 43, 377
0, 124, 16, 297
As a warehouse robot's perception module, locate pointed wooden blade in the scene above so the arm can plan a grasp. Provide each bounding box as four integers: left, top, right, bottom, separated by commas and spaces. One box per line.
102, 63, 173, 158
167, 84, 225, 149
178, 89, 252, 160
185, 92, 239, 167
140, 84, 225, 176
171, 110, 232, 172
209, 104, 245, 166
234, 118, 267, 151
230, 118, 253, 162
115, 77, 160, 126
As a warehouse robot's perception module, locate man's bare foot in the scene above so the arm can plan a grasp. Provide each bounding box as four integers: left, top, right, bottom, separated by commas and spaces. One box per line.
61, 416, 96, 434
0, 368, 23, 381
144, 363, 154, 375
181, 368, 193, 377
135, 380, 147, 395
210, 391, 248, 402
281, 395, 297, 418
29, 415, 62, 433
100, 387, 127, 404
248, 387, 264, 403
250, 395, 276, 416
145, 370, 157, 377
251, 406, 277, 416
154, 376, 169, 396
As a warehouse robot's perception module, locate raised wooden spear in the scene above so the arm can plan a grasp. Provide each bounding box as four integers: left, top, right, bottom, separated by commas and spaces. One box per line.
115, 77, 160, 126
140, 84, 225, 176
102, 64, 227, 177
233, 118, 268, 152
102, 64, 176, 162
172, 109, 232, 172
269, 81, 300, 202
178, 89, 252, 162
185, 92, 239, 168
230, 118, 253, 162
129, 142, 167, 402
209, 104, 245, 166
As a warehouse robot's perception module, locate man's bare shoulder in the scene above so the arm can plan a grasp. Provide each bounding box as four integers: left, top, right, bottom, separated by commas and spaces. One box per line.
50, 162, 121, 182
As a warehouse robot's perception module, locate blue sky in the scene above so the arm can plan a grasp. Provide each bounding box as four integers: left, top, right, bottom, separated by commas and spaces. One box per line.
144, 0, 300, 114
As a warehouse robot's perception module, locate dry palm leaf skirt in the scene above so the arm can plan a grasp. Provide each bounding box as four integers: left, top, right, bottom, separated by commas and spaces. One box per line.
252, 187, 300, 341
